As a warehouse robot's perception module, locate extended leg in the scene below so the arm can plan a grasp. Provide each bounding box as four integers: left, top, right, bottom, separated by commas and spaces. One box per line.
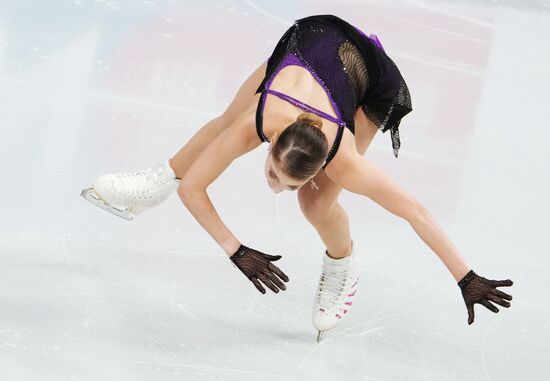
298, 108, 379, 341
298, 172, 352, 259
81, 61, 268, 220
169, 115, 228, 179
170, 60, 267, 179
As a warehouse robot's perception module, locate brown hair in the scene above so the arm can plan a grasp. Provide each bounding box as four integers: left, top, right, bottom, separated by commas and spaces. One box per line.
271, 112, 329, 181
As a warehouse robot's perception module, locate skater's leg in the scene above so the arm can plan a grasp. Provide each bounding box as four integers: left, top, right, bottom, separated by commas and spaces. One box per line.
298, 108, 379, 257
83, 60, 268, 219
299, 111, 379, 339
298, 176, 349, 258
169, 116, 228, 179
170, 60, 268, 179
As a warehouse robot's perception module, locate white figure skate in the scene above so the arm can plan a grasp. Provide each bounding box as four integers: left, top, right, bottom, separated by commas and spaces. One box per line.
312, 240, 360, 342
81, 159, 180, 220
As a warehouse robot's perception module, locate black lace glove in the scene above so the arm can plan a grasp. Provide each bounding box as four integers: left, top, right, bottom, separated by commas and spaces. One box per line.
457, 269, 514, 325
230, 244, 290, 294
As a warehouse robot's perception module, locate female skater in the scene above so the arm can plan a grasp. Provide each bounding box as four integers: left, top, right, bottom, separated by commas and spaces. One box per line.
81, 14, 514, 341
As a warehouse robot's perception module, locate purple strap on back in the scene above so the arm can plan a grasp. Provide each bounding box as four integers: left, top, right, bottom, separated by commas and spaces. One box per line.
264, 89, 344, 127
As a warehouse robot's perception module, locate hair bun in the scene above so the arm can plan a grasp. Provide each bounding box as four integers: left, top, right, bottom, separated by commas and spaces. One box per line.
296, 112, 323, 129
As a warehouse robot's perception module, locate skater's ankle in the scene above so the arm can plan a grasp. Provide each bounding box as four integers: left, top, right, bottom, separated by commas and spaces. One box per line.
326, 251, 342, 260
168, 158, 182, 180
325, 250, 349, 259
325, 240, 353, 260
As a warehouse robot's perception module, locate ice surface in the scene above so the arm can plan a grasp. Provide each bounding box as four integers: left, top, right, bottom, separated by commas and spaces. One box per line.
0, 1, 548, 380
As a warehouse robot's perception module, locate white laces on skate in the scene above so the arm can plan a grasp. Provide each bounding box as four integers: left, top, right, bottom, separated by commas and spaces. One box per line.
317, 261, 351, 310
113, 162, 175, 200
87, 159, 179, 218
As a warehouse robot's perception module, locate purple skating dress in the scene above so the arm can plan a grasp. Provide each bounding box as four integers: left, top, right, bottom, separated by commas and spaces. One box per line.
255, 14, 412, 168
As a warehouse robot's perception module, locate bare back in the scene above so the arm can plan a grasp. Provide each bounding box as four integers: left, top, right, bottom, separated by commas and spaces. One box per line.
258, 65, 345, 151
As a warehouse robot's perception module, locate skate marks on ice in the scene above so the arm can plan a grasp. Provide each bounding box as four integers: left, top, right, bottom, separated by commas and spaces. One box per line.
46, 354, 296, 380
0, 76, 214, 117
297, 264, 449, 380
298, 325, 384, 381
398, 0, 497, 29
241, 0, 292, 26
479, 270, 526, 381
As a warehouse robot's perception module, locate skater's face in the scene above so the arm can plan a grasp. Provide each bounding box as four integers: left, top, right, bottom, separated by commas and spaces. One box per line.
264, 153, 308, 193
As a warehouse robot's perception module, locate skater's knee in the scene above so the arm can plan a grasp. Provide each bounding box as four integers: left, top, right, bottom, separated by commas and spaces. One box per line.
299, 194, 338, 226
198, 114, 231, 137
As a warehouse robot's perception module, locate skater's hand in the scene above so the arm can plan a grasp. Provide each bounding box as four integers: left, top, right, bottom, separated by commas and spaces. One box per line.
230, 244, 289, 294
457, 269, 514, 325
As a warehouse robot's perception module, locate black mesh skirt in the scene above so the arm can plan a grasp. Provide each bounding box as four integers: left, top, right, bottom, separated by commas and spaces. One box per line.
296, 15, 413, 158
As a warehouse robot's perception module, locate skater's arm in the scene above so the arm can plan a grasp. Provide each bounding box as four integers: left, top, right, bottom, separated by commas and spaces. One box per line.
325, 149, 471, 282
177, 111, 261, 256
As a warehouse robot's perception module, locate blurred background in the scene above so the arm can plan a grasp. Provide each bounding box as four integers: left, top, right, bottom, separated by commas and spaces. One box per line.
0, 1, 548, 380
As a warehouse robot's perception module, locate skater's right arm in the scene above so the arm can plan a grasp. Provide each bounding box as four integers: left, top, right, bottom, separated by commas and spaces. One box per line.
178, 108, 290, 294
177, 109, 260, 256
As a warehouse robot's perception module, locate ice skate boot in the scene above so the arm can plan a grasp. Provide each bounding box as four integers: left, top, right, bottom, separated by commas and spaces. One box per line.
312, 240, 360, 342
81, 159, 180, 220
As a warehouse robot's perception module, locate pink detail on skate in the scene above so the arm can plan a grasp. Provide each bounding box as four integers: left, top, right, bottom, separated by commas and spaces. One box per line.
344, 310, 348, 313
347, 290, 357, 297
336, 314, 342, 319
345, 301, 353, 306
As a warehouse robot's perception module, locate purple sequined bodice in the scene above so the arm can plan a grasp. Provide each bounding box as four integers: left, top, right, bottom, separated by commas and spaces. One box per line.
255, 14, 412, 168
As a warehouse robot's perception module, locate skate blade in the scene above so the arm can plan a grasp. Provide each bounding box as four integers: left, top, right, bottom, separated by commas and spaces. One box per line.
316, 328, 335, 343
80, 188, 134, 221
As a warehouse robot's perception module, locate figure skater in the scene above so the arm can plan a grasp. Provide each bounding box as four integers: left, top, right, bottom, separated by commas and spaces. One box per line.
81, 14, 514, 341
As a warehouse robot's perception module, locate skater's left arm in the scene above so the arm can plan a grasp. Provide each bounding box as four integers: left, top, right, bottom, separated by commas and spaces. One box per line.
325, 147, 472, 282
326, 142, 514, 325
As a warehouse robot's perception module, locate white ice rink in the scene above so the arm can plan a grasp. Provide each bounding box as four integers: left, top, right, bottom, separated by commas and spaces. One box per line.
1, 0, 549, 380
